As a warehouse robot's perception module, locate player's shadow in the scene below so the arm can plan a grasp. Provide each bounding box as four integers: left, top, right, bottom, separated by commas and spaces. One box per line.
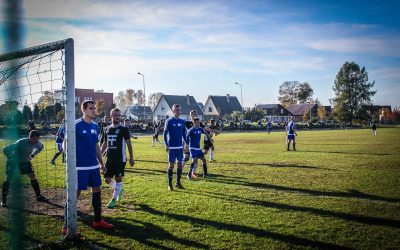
79, 215, 209, 250
301, 150, 393, 156
208, 177, 400, 204
214, 161, 333, 170
125, 167, 165, 177
138, 204, 352, 249
184, 190, 400, 229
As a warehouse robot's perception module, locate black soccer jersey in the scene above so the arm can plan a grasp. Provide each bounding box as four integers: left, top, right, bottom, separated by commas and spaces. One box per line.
104, 124, 131, 162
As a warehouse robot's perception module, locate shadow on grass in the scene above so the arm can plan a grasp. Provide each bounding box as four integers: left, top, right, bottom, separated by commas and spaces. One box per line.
301, 150, 393, 156
208, 175, 400, 204
212, 161, 335, 170
138, 204, 352, 249
78, 215, 209, 250
186, 189, 400, 229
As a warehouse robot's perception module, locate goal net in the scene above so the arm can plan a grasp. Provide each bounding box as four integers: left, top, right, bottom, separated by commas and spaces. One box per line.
0, 38, 76, 248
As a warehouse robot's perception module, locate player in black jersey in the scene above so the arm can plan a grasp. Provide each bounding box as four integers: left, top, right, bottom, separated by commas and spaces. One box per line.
152, 121, 163, 147
101, 108, 135, 209
203, 119, 219, 161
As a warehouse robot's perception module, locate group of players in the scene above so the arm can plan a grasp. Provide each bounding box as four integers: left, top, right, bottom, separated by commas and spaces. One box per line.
1, 100, 219, 233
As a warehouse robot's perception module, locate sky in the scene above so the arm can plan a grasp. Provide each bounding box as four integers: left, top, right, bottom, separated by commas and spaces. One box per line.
1, 0, 400, 108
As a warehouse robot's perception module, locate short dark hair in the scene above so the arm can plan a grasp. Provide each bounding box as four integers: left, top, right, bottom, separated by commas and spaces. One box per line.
124, 118, 130, 122
81, 100, 95, 109
193, 117, 200, 122
29, 130, 40, 138
210, 119, 215, 122
172, 104, 180, 109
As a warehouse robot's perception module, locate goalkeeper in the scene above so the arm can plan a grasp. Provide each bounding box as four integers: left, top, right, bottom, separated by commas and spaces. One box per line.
1, 130, 48, 207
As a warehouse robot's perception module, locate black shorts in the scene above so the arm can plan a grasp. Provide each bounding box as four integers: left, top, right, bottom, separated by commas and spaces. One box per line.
203, 140, 214, 150
104, 161, 126, 178
6, 161, 34, 175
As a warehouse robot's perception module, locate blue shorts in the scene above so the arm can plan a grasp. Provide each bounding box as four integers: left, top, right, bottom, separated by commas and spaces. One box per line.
190, 148, 204, 159
287, 134, 295, 140
77, 168, 102, 190
56, 143, 63, 152
168, 148, 183, 163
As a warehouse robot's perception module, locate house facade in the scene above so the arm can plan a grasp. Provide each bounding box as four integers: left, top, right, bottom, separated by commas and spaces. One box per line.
286, 103, 319, 122
256, 104, 292, 122
124, 105, 153, 121
153, 95, 203, 122
203, 95, 242, 120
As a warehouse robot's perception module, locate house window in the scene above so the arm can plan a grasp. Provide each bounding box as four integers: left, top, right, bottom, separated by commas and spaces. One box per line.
281, 109, 284, 115
75, 96, 80, 103
208, 107, 213, 112
161, 105, 165, 111
84, 96, 92, 101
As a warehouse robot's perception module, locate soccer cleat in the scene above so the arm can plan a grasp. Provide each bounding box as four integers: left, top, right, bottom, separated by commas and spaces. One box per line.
50, 160, 55, 165
175, 182, 184, 189
168, 185, 173, 191
36, 195, 48, 202
92, 219, 114, 229
116, 187, 123, 202
187, 173, 192, 180
107, 199, 116, 209
192, 173, 198, 178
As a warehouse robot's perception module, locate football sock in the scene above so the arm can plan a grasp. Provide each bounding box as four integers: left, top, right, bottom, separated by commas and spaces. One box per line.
31, 179, 41, 197
51, 152, 62, 161
210, 149, 214, 160
193, 162, 198, 173
167, 168, 173, 186
176, 167, 182, 184
92, 192, 102, 222
107, 180, 116, 189
203, 163, 208, 177
293, 142, 296, 150
2, 181, 9, 201
188, 163, 194, 177
113, 182, 122, 200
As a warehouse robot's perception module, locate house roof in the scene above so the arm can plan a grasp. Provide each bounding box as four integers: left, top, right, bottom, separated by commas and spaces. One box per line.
208, 95, 242, 116
286, 103, 317, 116
124, 105, 153, 116
256, 104, 283, 109
161, 95, 204, 115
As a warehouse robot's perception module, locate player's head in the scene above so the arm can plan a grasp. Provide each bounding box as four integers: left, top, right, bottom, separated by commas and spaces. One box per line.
28, 130, 41, 144
190, 110, 197, 119
210, 119, 215, 125
81, 100, 96, 119
110, 108, 121, 125
193, 117, 200, 127
172, 104, 181, 118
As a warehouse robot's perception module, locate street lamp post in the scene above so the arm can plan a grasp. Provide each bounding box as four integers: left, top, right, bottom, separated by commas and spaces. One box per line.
137, 72, 146, 122
235, 82, 243, 132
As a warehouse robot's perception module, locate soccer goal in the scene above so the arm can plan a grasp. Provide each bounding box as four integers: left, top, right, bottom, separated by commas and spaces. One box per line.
0, 38, 76, 248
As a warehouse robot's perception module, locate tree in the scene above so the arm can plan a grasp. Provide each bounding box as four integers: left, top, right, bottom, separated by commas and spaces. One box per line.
96, 98, 106, 117
33, 104, 40, 121
148, 92, 164, 110
244, 107, 264, 122
317, 106, 327, 121
22, 104, 33, 123
37, 91, 54, 110
136, 90, 145, 105
296, 82, 314, 104
278, 81, 314, 107
332, 61, 376, 125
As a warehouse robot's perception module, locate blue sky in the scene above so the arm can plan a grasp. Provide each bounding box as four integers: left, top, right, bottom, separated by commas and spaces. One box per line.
1, 0, 399, 108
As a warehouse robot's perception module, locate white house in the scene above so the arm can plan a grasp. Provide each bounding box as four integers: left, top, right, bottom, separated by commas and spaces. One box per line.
153, 95, 203, 122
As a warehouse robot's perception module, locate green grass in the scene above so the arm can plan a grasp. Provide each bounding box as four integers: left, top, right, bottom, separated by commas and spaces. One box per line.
1, 128, 400, 249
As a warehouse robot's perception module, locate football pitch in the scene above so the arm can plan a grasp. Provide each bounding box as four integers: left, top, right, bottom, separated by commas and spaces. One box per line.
1, 127, 399, 249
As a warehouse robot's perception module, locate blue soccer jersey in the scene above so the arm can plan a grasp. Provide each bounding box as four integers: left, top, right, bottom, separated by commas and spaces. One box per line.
163, 117, 187, 148
75, 118, 99, 169
287, 121, 295, 135
55, 124, 65, 143
186, 127, 206, 150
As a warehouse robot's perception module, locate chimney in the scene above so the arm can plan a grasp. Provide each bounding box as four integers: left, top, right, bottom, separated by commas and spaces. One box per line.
186, 94, 190, 105
226, 94, 230, 103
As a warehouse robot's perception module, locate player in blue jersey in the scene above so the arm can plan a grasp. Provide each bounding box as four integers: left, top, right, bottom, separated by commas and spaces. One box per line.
266, 120, 272, 134
101, 108, 135, 209
286, 117, 297, 151
163, 104, 188, 191
62, 100, 113, 236
1, 130, 47, 207
50, 120, 65, 165
186, 117, 211, 179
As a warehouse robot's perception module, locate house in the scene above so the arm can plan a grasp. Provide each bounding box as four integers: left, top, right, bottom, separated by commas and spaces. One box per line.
255, 104, 292, 122
153, 95, 203, 122
54, 88, 114, 115
124, 104, 153, 121
286, 103, 319, 122
361, 105, 392, 123
203, 95, 242, 120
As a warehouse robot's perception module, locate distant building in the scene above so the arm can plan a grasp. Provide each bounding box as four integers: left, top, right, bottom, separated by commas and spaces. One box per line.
362, 105, 392, 123
203, 95, 242, 120
153, 95, 203, 122
54, 88, 114, 115
124, 104, 153, 121
286, 103, 318, 122
256, 104, 292, 122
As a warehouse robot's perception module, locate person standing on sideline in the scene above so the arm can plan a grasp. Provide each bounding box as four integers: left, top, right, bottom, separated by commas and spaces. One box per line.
63, 100, 113, 235
152, 121, 163, 146
286, 117, 297, 151
163, 104, 187, 191
371, 120, 377, 136
266, 120, 272, 134
123, 118, 138, 139
2, 130, 47, 207
50, 120, 65, 165
101, 108, 135, 209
